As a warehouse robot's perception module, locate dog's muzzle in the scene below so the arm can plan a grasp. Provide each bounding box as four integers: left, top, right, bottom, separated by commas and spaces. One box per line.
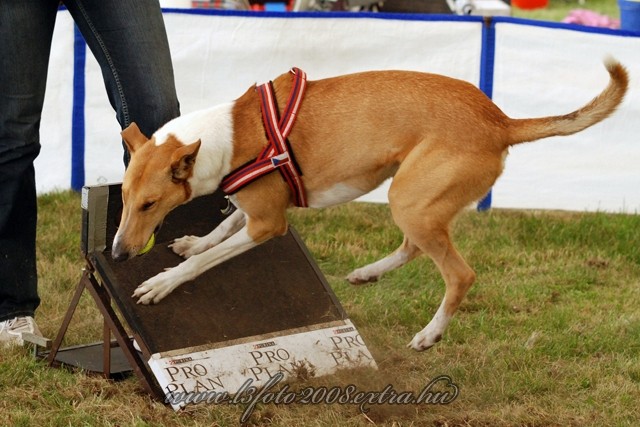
111, 223, 162, 262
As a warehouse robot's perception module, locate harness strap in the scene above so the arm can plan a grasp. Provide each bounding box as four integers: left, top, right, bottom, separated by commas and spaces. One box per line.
221, 67, 308, 207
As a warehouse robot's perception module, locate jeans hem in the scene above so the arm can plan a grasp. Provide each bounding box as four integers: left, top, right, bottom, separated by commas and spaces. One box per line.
0, 310, 37, 323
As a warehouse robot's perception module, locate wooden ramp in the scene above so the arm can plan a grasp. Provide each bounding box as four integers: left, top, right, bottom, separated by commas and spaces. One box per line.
46, 184, 376, 409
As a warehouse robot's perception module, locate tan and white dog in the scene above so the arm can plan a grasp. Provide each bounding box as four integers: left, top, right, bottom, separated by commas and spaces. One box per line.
112, 59, 628, 351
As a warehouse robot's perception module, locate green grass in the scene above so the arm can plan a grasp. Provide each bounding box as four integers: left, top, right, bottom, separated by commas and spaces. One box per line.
2, 190, 639, 426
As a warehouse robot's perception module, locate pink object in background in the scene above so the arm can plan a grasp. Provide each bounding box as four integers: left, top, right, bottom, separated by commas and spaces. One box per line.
562, 9, 621, 29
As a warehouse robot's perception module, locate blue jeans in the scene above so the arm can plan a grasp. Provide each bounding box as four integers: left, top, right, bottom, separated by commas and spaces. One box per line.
0, 0, 180, 322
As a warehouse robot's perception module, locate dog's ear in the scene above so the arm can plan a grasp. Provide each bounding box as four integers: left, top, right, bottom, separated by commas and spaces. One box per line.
171, 140, 201, 182
121, 122, 149, 154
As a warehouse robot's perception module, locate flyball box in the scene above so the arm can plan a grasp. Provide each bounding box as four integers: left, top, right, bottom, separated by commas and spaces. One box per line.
80, 184, 376, 410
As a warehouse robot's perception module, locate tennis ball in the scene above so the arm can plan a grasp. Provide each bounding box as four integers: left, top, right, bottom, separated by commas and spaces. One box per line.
138, 233, 155, 256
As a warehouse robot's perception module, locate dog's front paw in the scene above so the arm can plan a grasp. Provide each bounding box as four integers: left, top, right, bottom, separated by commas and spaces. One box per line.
407, 329, 443, 352
132, 270, 178, 305
169, 235, 209, 259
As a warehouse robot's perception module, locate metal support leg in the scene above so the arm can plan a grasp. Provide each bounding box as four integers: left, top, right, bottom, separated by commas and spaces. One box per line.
46, 263, 163, 401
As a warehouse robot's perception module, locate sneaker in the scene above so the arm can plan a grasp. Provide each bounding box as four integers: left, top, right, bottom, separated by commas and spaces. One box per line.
0, 316, 43, 347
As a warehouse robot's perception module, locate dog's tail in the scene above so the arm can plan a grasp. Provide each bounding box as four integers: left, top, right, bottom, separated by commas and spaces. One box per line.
506, 57, 628, 147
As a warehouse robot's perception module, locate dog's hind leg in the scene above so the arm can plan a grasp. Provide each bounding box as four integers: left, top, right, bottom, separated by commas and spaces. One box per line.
387, 142, 499, 351
346, 236, 422, 284
170, 208, 246, 259
402, 226, 476, 351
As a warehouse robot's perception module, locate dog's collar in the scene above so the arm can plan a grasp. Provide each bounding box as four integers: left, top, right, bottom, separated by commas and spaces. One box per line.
221, 68, 308, 207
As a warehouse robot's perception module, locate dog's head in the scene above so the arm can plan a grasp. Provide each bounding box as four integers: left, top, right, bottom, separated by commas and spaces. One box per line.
111, 122, 201, 261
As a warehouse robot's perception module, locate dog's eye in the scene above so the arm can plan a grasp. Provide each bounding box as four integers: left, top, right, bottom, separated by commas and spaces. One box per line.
141, 201, 156, 211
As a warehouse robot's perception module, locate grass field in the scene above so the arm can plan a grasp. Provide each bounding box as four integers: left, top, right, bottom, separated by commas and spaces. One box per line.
1, 189, 639, 426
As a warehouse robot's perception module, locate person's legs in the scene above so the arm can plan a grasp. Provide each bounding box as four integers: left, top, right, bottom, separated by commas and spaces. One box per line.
1, 0, 178, 343
0, 0, 59, 325
65, 0, 180, 165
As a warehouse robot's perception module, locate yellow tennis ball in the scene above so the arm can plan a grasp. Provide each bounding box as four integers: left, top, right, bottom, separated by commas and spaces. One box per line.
138, 233, 155, 255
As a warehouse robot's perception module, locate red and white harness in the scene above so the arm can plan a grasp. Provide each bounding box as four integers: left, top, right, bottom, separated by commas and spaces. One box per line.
221, 68, 308, 207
